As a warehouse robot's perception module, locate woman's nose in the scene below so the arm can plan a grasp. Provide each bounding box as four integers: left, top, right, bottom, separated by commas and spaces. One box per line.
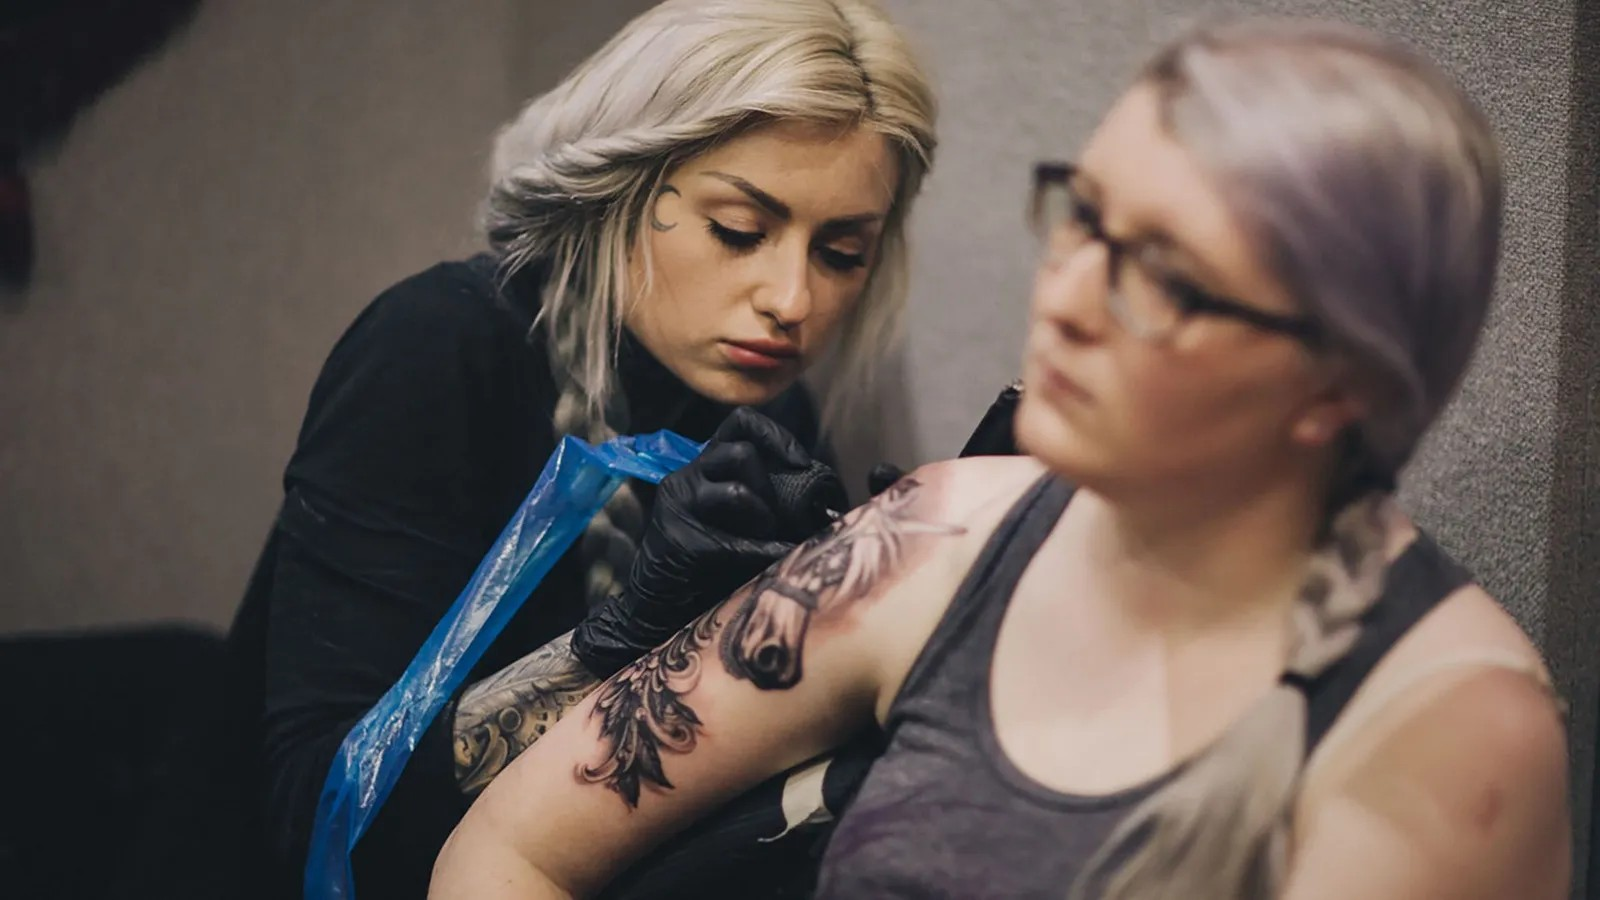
1033, 241, 1112, 344
752, 247, 814, 330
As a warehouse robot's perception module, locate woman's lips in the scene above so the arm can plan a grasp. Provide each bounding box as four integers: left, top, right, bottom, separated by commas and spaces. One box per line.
1027, 342, 1093, 404
722, 339, 800, 371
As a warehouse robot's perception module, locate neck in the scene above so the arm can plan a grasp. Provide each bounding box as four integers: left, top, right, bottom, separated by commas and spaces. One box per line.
1077, 462, 1329, 633
615, 327, 726, 438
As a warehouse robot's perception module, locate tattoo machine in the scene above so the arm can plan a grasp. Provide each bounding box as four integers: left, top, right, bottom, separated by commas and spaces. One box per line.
959, 379, 1023, 458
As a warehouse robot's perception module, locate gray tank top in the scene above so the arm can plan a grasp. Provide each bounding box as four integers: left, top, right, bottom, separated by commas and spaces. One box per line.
811, 475, 1469, 899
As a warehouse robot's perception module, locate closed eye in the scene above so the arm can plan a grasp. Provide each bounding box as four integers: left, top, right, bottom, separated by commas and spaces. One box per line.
708, 219, 763, 251
710, 220, 868, 273
817, 246, 867, 272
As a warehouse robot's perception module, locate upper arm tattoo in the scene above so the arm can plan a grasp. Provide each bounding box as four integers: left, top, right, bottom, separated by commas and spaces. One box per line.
576, 477, 964, 807
454, 631, 600, 795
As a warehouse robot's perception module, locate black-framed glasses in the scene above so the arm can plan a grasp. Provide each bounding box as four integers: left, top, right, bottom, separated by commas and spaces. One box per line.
1029, 162, 1322, 345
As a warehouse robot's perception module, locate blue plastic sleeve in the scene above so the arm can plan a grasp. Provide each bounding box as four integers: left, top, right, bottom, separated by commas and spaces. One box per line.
303, 429, 703, 899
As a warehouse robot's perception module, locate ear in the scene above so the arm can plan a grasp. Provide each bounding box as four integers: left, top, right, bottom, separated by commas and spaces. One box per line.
1290, 372, 1368, 450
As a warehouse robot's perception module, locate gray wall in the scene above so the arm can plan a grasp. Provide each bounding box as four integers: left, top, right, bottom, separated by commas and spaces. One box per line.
0, 0, 651, 632
1, 0, 1593, 893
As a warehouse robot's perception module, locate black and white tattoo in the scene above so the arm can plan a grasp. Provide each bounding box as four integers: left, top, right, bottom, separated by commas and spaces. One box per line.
576, 478, 964, 806
575, 613, 718, 807
650, 184, 681, 232
454, 631, 600, 795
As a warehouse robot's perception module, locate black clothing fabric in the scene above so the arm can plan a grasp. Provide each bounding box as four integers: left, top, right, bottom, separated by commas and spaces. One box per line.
814, 477, 1472, 899
0, 626, 242, 900
225, 255, 828, 899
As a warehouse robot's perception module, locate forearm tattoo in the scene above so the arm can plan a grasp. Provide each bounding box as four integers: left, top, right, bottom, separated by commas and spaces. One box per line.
454, 630, 600, 795
576, 477, 964, 807
650, 184, 681, 232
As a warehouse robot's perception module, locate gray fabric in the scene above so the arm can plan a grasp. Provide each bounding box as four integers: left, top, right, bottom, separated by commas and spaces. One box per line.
861, 4, 1597, 895
815, 477, 1149, 899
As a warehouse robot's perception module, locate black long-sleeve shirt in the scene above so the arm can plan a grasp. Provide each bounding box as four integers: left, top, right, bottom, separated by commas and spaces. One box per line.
225, 255, 827, 899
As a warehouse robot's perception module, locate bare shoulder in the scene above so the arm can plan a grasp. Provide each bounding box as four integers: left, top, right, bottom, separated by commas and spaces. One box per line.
1294, 580, 1570, 898
1345, 580, 1554, 736
851, 456, 1053, 722
860, 454, 1052, 594
1306, 577, 1563, 788
899, 455, 1051, 519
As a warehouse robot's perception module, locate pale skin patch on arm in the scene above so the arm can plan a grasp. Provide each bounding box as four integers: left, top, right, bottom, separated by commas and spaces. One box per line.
1288, 665, 1570, 900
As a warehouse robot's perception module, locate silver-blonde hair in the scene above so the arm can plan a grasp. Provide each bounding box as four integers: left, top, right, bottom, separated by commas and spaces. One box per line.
482, 0, 937, 610
1072, 19, 1502, 900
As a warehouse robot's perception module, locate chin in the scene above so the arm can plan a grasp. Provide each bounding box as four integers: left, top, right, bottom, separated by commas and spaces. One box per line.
689, 368, 796, 408
1014, 392, 1102, 483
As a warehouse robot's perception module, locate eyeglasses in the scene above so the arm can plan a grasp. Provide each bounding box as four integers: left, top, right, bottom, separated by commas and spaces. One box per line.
1029, 162, 1322, 345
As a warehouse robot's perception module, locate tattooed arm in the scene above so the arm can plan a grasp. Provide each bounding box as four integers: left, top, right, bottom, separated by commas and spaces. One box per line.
430, 462, 1034, 899
454, 404, 838, 794
452, 631, 600, 795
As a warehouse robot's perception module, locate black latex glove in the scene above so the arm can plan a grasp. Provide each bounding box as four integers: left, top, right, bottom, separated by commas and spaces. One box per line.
572, 407, 847, 679
862, 381, 1023, 498
958, 380, 1023, 457
866, 463, 905, 497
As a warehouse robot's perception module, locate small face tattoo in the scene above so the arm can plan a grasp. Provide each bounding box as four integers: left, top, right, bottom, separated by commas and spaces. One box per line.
650, 184, 682, 232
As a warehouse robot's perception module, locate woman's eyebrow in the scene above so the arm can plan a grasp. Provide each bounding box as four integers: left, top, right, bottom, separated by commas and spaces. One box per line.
701, 171, 887, 229
701, 171, 790, 219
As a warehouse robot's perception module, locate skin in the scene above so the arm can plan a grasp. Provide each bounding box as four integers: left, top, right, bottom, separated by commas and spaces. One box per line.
624, 119, 900, 407
430, 87, 1569, 900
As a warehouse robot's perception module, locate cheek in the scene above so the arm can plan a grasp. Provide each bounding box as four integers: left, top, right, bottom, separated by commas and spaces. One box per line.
635, 228, 749, 333
1116, 344, 1308, 467
646, 228, 722, 300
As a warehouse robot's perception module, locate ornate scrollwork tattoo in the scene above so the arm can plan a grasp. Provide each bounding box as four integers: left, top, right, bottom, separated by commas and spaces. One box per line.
575, 612, 719, 806
577, 476, 964, 807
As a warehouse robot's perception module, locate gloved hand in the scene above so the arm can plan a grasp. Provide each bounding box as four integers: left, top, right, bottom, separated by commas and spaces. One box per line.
571, 407, 847, 679
866, 463, 906, 497
958, 380, 1023, 458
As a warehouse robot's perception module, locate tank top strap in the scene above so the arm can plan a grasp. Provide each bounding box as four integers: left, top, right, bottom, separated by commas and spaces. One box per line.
1302, 530, 1473, 754
887, 474, 1076, 718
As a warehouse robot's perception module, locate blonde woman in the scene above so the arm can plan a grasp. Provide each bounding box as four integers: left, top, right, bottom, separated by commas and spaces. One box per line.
431, 19, 1570, 900
226, 2, 936, 897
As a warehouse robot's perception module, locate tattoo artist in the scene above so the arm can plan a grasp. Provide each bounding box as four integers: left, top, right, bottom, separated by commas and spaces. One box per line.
223, 2, 936, 897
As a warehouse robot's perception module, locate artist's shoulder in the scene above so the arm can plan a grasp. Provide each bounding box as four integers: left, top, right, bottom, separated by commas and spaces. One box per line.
351, 255, 519, 343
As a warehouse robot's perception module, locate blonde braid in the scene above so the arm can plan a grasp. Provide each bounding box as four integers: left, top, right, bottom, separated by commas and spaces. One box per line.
543, 280, 648, 611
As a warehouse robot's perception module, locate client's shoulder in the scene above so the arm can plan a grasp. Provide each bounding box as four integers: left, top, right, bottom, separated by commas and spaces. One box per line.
892, 455, 1050, 524
845, 456, 1053, 720
1297, 530, 1567, 892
